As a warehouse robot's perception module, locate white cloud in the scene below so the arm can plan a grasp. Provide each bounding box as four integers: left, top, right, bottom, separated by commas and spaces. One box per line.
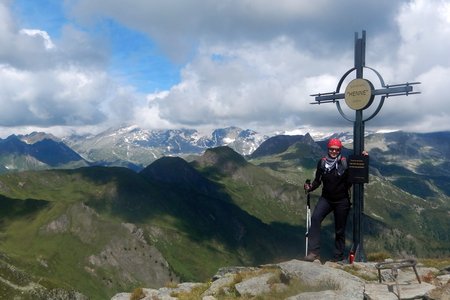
0, 64, 106, 125
395, 0, 450, 76
1, 0, 450, 137
142, 0, 450, 133
150, 37, 342, 129
0, 1, 144, 133
20, 29, 55, 49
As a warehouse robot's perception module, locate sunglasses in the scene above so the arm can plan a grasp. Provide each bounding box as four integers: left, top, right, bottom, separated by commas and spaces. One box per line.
328, 148, 341, 153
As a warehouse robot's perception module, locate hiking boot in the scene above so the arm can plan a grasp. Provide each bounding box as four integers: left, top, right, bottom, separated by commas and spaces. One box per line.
330, 255, 345, 263
302, 252, 320, 262
330, 257, 348, 265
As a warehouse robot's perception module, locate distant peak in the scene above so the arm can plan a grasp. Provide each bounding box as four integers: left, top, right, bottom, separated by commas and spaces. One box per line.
18, 132, 59, 144
196, 146, 248, 173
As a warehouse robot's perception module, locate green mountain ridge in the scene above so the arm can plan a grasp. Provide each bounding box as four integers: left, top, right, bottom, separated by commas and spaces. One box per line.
0, 136, 448, 299
0, 156, 303, 298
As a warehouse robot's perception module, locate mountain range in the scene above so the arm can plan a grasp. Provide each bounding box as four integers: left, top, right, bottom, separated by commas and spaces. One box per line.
0, 126, 267, 172
0, 126, 449, 298
63, 125, 268, 170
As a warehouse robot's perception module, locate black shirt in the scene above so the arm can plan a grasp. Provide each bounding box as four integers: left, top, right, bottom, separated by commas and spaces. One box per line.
309, 157, 351, 201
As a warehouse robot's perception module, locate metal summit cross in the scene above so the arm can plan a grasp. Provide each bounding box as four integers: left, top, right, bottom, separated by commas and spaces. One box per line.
310, 31, 420, 262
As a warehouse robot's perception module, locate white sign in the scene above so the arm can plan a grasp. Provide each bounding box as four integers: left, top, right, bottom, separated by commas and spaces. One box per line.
345, 79, 374, 110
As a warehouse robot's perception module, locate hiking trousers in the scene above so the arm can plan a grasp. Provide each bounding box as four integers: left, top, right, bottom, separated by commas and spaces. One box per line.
308, 196, 351, 259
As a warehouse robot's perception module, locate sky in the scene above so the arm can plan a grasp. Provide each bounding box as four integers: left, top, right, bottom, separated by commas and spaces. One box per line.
0, 0, 449, 138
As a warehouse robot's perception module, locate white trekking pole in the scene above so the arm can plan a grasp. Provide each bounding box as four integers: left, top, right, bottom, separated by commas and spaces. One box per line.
305, 179, 311, 256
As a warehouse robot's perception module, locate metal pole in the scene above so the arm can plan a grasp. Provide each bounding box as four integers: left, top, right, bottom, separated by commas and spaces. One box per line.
353, 113, 366, 262
352, 31, 366, 262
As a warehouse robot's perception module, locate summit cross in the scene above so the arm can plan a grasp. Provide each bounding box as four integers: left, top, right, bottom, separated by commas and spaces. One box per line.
310, 30, 420, 262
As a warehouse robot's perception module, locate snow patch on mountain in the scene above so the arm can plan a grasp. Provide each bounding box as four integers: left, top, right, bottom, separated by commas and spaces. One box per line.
62, 125, 270, 167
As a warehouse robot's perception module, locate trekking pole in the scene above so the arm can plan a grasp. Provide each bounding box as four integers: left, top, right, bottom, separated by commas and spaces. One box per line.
305, 179, 311, 256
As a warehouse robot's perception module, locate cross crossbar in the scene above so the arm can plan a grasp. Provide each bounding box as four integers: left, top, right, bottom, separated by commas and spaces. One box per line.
310, 82, 420, 104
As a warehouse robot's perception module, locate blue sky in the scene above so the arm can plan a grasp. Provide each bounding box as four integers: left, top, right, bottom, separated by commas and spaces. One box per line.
1, 0, 450, 137
11, 0, 180, 92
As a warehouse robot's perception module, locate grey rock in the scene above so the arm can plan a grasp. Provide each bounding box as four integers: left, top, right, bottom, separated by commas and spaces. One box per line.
234, 272, 276, 297
115, 284, 205, 300
437, 274, 450, 285
110, 293, 130, 300
111, 259, 449, 300
425, 282, 450, 300
212, 266, 257, 280
286, 290, 346, 300
441, 265, 450, 274
364, 284, 399, 300
148, 282, 203, 299
202, 274, 235, 296
365, 282, 436, 300
398, 282, 436, 299
278, 259, 365, 300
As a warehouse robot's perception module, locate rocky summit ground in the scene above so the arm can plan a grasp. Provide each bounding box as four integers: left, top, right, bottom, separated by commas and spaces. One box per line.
111, 258, 450, 300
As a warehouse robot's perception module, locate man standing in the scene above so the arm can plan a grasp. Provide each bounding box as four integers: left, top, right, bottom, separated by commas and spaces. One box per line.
303, 138, 365, 262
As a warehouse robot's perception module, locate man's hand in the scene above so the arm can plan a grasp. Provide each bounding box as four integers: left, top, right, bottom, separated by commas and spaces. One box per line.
304, 183, 311, 192
304, 179, 311, 193
362, 150, 369, 156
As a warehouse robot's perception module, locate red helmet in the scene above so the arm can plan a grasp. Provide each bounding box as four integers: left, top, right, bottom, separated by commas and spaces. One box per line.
327, 138, 343, 149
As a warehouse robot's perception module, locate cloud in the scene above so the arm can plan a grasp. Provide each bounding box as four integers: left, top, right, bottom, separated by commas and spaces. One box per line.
1, 0, 450, 137
0, 1, 142, 131
359, 0, 450, 132
20, 29, 55, 49
149, 37, 344, 129
0, 64, 108, 125
69, 0, 401, 61
143, 0, 450, 133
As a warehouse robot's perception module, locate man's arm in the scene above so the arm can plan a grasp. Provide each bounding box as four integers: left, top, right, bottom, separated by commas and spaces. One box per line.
304, 160, 322, 192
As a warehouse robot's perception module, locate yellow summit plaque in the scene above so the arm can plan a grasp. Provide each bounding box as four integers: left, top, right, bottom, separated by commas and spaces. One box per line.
344, 78, 374, 110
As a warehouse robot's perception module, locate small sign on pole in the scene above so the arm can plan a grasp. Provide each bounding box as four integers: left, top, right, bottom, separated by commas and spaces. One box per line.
348, 155, 369, 183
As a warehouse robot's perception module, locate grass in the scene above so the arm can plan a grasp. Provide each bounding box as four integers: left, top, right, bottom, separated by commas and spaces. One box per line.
0, 199, 131, 299
154, 227, 244, 282
170, 283, 210, 300
0, 165, 306, 298
130, 287, 145, 300
418, 258, 450, 270
340, 264, 378, 282
366, 251, 391, 262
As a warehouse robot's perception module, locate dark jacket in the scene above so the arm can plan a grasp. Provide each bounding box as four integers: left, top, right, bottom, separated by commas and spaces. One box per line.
309, 156, 351, 201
